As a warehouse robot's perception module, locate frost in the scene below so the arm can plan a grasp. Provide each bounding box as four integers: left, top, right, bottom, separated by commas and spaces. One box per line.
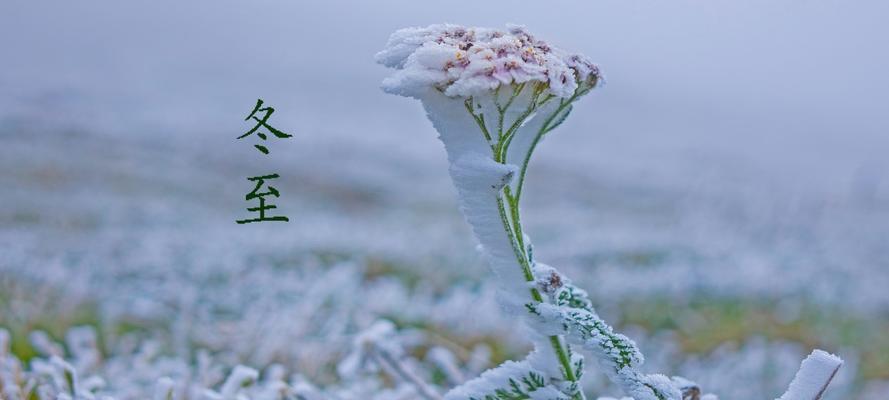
777, 350, 843, 400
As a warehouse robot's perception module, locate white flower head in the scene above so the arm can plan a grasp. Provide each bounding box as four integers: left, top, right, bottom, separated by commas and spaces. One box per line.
376, 24, 601, 99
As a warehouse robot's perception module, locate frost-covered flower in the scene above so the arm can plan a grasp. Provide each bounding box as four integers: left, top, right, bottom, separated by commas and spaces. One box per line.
379, 23, 682, 400
376, 24, 600, 98
377, 24, 843, 400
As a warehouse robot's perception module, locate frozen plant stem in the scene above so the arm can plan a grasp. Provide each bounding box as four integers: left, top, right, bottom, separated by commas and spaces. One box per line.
466, 85, 581, 386
377, 24, 841, 400
372, 346, 444, 400
376, 24, 677, 400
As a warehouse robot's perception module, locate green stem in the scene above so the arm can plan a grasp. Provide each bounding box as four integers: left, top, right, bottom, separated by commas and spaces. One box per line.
464, 97, 494, 149
514, 95, 577, 205
473, 83, 593, 398
496, 187, 581, 389
499, 189, 580, 390
496, 195, 535, 284
496, 87, 552, 163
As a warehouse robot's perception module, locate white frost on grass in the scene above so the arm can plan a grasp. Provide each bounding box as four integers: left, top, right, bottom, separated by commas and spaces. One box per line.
338, 320, 401, 379
777, 350, 843, 400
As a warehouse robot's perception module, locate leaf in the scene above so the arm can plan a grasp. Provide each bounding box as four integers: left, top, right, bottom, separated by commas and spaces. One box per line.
447, 359, 569, 400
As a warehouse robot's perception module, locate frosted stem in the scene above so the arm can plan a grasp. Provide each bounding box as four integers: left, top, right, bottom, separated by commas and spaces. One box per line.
376, 25, 609, 399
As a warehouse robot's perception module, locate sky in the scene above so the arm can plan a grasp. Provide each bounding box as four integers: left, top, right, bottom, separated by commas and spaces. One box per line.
1, 0, 888, 199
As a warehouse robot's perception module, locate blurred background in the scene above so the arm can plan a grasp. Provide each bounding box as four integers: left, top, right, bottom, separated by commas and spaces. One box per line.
1, 1, 887, 398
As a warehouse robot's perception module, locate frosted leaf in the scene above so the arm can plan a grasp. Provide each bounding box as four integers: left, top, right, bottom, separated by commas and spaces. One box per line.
451, 153, 517, 195
80, 375, 106, 392
199, 389, 223, 400
292, 379, 326, 400
375, 24, 461, 68
528, 385, 572, 400
154, 377, 175, 400
66, 326, 101, 372
426, 346, 465, 385
443, 152, 529, 295
38, 356, 78, 397
443, 357, 568, 400
670, 376, 710, 400
526, 297, 681, 400
777, 350, 843, 400
219, 365, 258, 399
30, 331, 63, 357
337, 320, 400, 378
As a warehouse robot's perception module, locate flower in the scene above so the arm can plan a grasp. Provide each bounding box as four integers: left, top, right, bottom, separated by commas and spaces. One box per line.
376, 24, 602, 98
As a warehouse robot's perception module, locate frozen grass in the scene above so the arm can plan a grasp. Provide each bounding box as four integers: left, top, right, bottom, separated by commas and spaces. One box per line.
2, 122, 885, 398
2, 120, 886, 398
